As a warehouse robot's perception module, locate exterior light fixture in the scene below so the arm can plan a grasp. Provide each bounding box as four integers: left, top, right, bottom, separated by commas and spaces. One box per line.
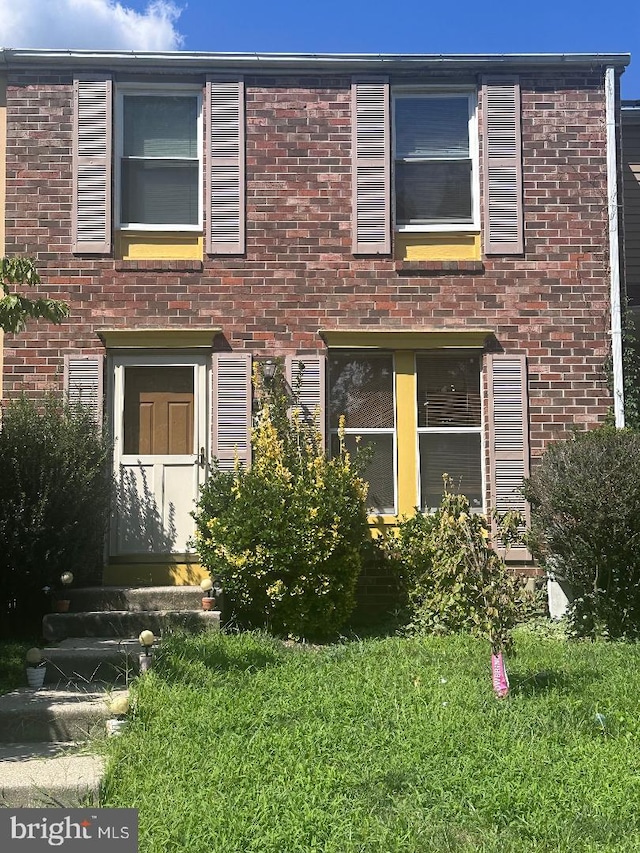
138, 629, 155, 673
262, 359, 276, 382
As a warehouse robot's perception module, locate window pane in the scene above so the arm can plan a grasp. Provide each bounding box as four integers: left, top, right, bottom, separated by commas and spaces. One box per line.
417, 352, 481, 427
395, 97, 469, 159
420, 433, 482, 510
395, 160, 472, 225
121, 161, 199, 225
124, 96, 198, 158
329, 353, 394, 429
124, 367, 194, 456
331, 433, 395, 514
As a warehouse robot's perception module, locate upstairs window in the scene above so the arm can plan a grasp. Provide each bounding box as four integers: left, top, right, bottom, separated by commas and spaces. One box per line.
393, 91, 478, 231
118, 91, 202, 230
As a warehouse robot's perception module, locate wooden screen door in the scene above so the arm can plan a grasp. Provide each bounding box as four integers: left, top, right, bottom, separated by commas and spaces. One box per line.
110, 354, 208, 557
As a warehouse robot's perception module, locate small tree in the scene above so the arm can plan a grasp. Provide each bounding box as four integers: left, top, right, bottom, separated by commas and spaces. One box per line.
1, 257, 68, 333
193, 362, 371, 640
385, 479, 525, 653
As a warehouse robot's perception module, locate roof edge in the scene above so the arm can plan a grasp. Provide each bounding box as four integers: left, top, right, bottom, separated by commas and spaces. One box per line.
0, 48, 631, 72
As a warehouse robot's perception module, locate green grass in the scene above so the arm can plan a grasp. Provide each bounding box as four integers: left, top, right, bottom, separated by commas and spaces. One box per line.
0, 638, 38, 694
102, 627, 640, 852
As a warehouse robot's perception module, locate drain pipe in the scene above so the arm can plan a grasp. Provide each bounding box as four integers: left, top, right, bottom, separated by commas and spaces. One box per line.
605, 65, 625, 427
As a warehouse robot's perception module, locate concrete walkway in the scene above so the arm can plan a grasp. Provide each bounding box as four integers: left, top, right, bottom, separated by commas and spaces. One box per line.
0, 587, 220, 807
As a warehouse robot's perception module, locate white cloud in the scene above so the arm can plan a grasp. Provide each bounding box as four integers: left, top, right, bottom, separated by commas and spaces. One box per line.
0, 0, 185, 51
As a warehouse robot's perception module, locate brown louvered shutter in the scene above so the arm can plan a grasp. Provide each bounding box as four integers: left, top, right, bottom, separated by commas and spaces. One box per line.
351, 76, 391, 254
481, 76, 523, 255
72, 76, 112, 254
487, 353, 531, 560
206, 77, 245, 254
64, 354, 104, 424
286, 355, 326, 447
212, 353, 252, 470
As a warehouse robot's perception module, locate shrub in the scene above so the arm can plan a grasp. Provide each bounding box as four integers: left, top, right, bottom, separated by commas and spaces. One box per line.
523, 427, 640, 639
193, 363, 371, 641
385, 480, 524, 652
0, 395, 112, 633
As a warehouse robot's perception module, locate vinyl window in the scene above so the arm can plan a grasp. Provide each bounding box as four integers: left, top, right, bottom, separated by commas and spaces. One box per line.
117, 90, 202, 230
393, 91, 479, 231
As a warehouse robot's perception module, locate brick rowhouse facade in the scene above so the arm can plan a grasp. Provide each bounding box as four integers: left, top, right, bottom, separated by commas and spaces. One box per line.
0, 51, 630, 598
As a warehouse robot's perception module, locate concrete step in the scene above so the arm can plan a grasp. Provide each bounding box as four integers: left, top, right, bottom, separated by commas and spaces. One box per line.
42, 639, 141, 687
0, 686, 127, 744
65, 585, 204, 613
0, 743, 103, 807
43, 609, 220, 642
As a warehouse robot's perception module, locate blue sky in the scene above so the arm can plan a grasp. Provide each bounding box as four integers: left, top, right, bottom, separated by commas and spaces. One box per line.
139, 0, 640, 97
2, 0, 639, 97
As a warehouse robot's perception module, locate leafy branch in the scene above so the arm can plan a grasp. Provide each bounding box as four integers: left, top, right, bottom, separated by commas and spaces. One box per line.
0, 257, 69, 333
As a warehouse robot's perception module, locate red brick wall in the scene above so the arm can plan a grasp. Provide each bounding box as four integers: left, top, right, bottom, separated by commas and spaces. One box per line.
3, 68, 613, 460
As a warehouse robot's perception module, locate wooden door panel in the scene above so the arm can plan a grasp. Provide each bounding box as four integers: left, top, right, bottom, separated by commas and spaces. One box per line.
124, 367, 194, 455
138, 402, 154, 455
168, 400, 193, 455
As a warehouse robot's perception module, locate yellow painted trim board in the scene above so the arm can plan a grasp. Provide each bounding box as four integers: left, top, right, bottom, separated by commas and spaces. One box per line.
116, 231, 203, 261
103, 562, 207, 586
97, 328, 221, 349
395, 232, 481, 261
394, 351, 419, 518
320, 330, 492, 349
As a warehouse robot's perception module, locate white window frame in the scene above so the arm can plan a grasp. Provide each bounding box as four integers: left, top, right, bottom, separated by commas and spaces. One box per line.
415, 350, 485, 512
116, 84, 203, 232
328, 350, 398, 516
392, 87, 480, 233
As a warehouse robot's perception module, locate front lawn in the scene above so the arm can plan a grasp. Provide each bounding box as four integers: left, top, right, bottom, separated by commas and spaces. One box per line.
102, 628, 640, 852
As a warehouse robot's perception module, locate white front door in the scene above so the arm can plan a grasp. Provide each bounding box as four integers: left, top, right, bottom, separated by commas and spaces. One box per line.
110, 354, 208, 556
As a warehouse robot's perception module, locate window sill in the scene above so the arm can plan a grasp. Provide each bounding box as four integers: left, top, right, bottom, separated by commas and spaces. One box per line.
115, 259, 203, 272
395, 260, 485, 275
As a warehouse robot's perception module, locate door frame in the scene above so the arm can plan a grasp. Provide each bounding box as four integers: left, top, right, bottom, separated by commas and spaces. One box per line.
107, 351, 210, 559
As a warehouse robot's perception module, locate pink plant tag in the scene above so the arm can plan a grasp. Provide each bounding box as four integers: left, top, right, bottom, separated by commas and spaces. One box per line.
491, 652, 509, 698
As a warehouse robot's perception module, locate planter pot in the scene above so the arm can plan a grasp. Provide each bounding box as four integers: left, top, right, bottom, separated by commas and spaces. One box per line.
55, 599, 70, 613
201, 596, 216, 611
106, 718, 128, 737
26, 666, 47, 689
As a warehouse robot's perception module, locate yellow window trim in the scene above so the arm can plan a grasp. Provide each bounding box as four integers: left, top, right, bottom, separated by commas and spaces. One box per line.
394, 232, 481, 262
115, 231, 203, 261
97, 328, 221, 349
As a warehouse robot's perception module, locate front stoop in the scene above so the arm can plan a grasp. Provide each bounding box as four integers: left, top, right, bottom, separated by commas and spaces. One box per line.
0, 686, 128, 744
2, 585, 220, 807
43, 639, 141, 687
0, 744, 104, 808
43, 610, 220, 643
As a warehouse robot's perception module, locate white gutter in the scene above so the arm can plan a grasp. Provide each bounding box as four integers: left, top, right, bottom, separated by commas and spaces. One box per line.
606, 65, 625, 428
0, 48, 631, 72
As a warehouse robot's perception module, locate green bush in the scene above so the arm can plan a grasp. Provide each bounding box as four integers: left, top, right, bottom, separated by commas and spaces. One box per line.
385, 480, 524, 652
523, 427, 640, 639
193, 364, 371, 641
0, 395, 112, 632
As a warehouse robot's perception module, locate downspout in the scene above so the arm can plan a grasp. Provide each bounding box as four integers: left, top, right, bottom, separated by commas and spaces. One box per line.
605, 65, 625, 427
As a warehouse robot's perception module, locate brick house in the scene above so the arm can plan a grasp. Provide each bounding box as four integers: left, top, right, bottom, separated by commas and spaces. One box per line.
0, 49, 629, 591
